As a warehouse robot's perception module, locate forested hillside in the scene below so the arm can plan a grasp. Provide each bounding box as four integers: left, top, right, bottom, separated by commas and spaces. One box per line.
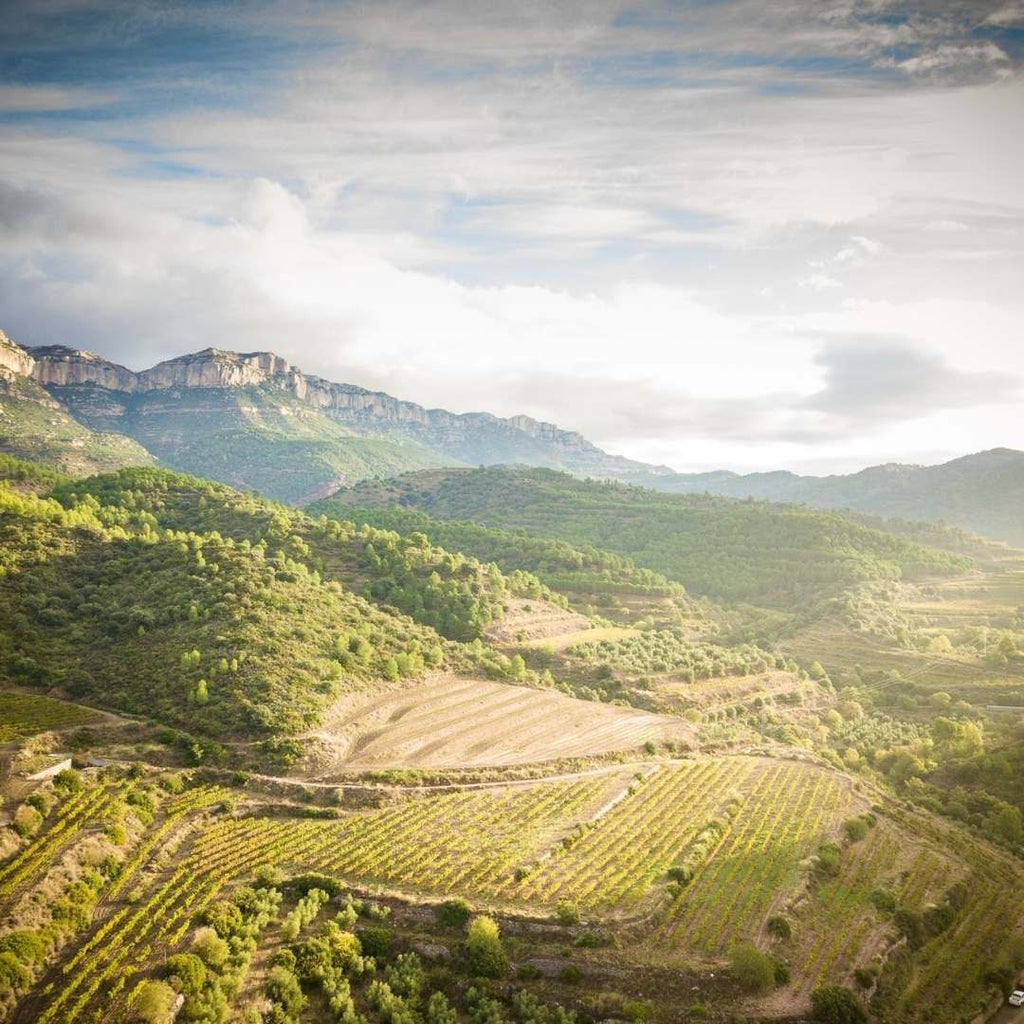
0, 463, 572, 762
330, 467, 970, 614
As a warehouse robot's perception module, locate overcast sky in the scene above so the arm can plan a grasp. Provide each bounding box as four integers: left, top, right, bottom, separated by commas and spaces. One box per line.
1, 1, 1022, 474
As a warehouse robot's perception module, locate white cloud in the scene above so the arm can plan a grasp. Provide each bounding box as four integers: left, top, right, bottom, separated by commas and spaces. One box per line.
2, 0, 1023, 473
983, 3, 1024, 26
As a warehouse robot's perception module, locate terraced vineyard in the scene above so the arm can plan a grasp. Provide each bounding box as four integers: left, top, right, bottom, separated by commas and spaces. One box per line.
0, 693, 103, 741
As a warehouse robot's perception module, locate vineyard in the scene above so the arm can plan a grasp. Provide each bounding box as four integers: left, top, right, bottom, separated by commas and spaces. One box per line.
0, 693, 102, 742
1, 747, 1023, 1023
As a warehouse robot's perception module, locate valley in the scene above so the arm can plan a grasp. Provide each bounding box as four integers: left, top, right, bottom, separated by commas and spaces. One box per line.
1, 336, 1023, 1024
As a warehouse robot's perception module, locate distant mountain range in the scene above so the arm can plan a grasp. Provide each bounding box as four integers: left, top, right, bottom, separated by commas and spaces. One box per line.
657, 449, 1024, 547
1, 327, 1021, 545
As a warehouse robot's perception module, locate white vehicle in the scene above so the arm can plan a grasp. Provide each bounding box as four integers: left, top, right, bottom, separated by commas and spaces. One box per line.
1010, 989, 1024, 1007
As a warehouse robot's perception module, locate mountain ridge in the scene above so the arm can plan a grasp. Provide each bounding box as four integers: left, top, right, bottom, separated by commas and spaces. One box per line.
8, 335, 675, 495
658, 447, 1024, 546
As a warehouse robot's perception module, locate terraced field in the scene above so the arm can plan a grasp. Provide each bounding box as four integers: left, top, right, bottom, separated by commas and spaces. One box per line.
0, 693, 103, 741
312, 674, 693, 771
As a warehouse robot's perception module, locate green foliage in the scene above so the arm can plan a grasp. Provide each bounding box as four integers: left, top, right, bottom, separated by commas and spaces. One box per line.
265, 965, 306, 1021
132, 979, 178, 1024
814, 842, 842, 879
729, 942, 777, 992
358, 925, 392, 958
437, 897, 473, 928
842, 816, 871, 843
0, 931, 47, 966
466, 915, 509, 978
766, 915, 791, 939
336, 466, 970, 612
810, 985, 868, 1024
0, 469, 468, 750
315, 504, 689, 607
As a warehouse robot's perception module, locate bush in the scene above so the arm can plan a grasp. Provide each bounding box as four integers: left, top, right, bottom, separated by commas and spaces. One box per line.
133, 980, 178, 1023
0, 931, 47, 965
869, 887, 896, 913
265, 965, 306, 1019
466, 915, 509, 978
729, 942, 776, 992
357, 926, 392, 958
0, 952, 30, 994
843, 817, 870, 843
766, 915, 791, 939
53, 768, 84, 794
12, 805, 42, 838
815, 842, 842, 878
810, 985, 867, 1024
560, 964, 583, 984
555, 899, 580, 925
853, 967, 877, 990
437, 898, 473, 928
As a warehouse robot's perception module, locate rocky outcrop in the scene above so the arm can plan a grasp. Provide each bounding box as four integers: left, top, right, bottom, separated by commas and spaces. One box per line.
0, 331, 35, 380
30, 346, 137, 391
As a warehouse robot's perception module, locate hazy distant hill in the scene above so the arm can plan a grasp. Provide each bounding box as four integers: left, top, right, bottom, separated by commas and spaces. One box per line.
654, 449, 1024, 546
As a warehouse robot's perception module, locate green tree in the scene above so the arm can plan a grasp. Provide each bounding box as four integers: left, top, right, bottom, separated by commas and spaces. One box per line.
466, 915, 509, 978
133, 980, 178, 1024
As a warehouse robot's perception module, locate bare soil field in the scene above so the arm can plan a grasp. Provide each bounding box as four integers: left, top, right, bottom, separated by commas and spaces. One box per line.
485, 597, 594, 644
310, 674, 694, 772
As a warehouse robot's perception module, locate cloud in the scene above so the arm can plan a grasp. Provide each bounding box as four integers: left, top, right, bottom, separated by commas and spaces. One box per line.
0, 85, 115, 111
984, 3, 1024, 26
1, 3, 1023, 473
804, 339, 1020, 421
896, 41, 1010, 78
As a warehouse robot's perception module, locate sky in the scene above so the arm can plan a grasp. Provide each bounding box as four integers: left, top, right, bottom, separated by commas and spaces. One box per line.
1, 1, 1022, 475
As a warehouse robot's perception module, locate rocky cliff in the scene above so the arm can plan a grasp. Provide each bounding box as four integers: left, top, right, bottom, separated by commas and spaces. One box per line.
0, 331, 35, 380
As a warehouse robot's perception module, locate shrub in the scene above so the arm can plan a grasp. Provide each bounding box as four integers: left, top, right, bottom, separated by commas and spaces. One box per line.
12, 805, 42, 838
0, 953, 30, 994
0, 931, 47, 965
869, 887, 896, 913
437, 898, 473, 928
853, 967, 877, 990
815, 842, 842, 878
555, 899, 580, 925
766, 915, 791, 939
810, 985, 867, 1024
843, 817, 870, 843
357, 926, 392, 958
729, 942, 776, 992
466, 915, 509, 978
560, 964, 583, 984
133, 980, 178, 1024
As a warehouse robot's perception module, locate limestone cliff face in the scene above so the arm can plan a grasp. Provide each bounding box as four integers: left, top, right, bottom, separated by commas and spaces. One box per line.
140, 349, 301, 392
0, 331, 35, 380
30, 346, 137, 392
